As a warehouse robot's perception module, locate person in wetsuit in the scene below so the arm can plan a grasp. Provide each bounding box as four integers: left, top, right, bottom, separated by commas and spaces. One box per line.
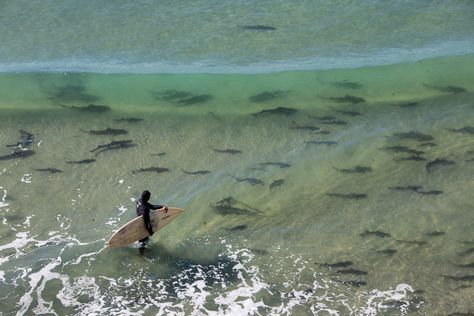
136, 190, 168, 244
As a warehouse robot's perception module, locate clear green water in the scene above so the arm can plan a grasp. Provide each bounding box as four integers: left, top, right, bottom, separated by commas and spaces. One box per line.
0, 54, 473, 315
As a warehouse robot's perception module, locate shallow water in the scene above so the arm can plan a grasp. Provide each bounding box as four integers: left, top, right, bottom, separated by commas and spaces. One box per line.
0, 53, 473, 315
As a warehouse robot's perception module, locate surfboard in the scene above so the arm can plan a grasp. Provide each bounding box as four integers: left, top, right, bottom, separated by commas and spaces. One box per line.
107, 207, 184, 248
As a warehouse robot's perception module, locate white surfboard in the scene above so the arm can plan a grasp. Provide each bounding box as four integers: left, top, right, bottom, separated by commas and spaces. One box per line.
107, 207, 184, 248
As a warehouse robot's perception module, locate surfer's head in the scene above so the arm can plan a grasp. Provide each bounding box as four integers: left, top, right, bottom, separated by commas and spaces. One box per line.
141, 190, 151, 202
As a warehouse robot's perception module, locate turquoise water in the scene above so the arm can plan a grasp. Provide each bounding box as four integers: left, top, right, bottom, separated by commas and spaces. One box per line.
1, 1, 474, 315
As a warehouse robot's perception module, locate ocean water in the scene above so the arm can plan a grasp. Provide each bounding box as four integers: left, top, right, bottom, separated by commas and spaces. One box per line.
1, 1, 474, 316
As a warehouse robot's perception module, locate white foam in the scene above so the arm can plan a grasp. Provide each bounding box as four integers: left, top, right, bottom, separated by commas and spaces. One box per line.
20, 173, 32, 184
105, 219, 117, 226
359, 284, 414, 316
0, 186, 9, 209
57, 276, 99, 307
56, 215, 71, 230
1, 238, 421, 315
17, 259, 65, 316
22, 215, 34, 228
117, 205, 128, 216
7, 235, 108, 314
0, 231, 30, 252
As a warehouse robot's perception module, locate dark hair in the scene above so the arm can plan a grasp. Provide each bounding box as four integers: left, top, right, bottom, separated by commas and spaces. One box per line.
141, 190, 151, 202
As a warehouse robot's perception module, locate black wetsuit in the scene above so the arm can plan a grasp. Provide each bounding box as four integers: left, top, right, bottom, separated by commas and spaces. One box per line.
136, 197, 163, 243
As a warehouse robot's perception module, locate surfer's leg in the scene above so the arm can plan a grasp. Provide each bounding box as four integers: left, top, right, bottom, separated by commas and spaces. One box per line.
138, 237, 149, 254
143, 212, 154, 236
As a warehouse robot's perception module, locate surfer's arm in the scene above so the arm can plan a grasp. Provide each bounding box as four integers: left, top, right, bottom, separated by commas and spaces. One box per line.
151, 204, 168, 212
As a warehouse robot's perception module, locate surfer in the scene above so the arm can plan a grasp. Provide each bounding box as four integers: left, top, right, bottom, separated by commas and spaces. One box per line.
136, 190, 168, 245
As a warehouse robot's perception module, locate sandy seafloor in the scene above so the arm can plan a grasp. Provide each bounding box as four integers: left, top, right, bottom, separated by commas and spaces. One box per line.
0, 54, 473, 315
